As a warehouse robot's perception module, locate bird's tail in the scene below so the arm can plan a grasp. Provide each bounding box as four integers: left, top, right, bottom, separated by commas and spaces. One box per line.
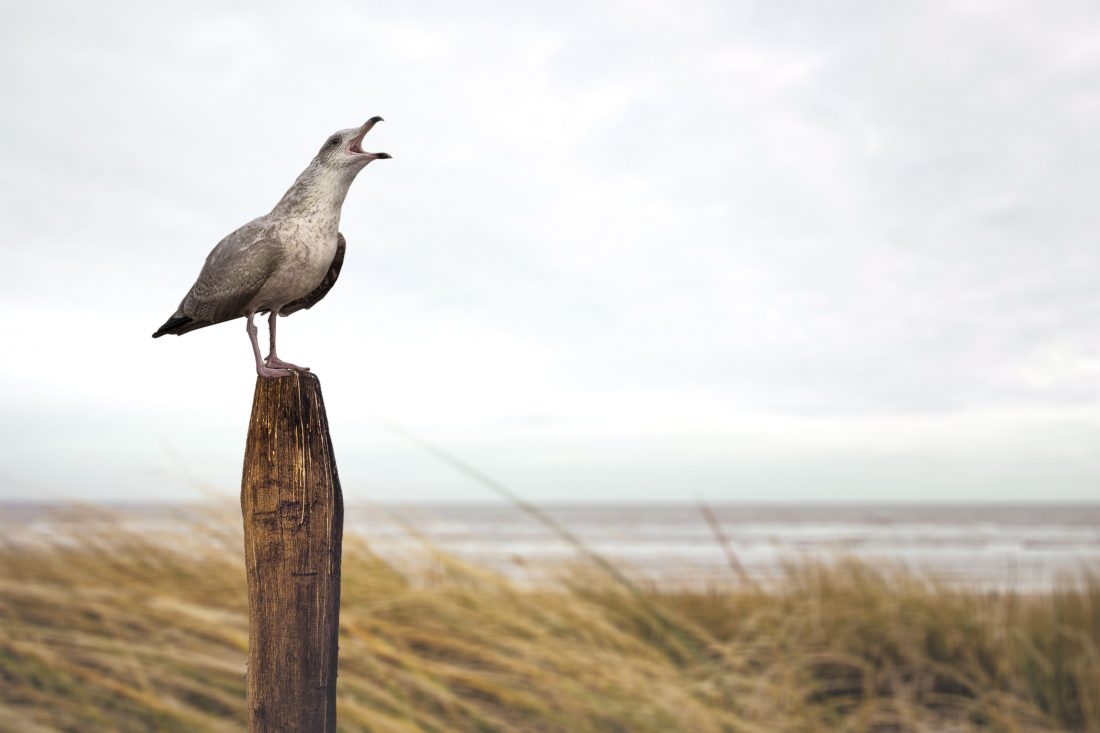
152, 314, 204, 337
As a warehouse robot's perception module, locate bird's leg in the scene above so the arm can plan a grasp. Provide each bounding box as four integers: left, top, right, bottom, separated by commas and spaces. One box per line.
264, 311, 309, 371
248, 312, 291, 378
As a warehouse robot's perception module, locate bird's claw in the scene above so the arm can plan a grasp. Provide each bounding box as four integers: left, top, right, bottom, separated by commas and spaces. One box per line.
256, 364, 293, 379
265, 355, 310, 371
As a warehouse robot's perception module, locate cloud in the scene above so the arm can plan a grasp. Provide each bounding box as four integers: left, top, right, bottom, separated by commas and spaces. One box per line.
2, 0, 1100, 500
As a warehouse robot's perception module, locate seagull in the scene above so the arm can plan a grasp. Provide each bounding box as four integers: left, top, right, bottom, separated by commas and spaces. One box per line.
152, 117, 390, 378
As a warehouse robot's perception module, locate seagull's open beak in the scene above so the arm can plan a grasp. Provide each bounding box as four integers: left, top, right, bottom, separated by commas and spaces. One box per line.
348, 116, 391, 161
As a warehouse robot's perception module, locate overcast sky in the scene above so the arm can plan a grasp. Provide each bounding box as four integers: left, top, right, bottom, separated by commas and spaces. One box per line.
3, 0, 1100, 503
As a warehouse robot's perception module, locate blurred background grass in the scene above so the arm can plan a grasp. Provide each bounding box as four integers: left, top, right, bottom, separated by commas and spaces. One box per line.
1, 509, 1097, 733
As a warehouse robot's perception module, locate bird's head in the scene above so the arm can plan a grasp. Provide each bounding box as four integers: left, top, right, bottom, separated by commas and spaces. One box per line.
314, 116, 391, 170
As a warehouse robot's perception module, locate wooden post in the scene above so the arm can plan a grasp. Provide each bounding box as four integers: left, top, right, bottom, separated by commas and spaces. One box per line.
241, 371, 344, 732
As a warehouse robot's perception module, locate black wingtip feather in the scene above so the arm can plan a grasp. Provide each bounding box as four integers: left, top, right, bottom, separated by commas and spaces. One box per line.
152, 315, 194, 338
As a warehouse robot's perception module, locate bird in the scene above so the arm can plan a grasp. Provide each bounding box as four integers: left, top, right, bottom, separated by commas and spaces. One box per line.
152, 116, 390, 378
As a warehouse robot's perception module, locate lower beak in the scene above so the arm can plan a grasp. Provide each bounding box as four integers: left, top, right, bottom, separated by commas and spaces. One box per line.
349, 117, 390, 160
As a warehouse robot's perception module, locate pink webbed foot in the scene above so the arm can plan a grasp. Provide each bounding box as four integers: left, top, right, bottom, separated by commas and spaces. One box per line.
256, 364, 293, 379
265, 355, 310, 372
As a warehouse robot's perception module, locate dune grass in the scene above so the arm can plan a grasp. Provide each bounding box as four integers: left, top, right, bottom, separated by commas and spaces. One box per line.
0, 512, 1097, 733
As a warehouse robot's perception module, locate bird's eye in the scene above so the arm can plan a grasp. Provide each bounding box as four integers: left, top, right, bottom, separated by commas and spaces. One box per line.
328, 136, 341, 146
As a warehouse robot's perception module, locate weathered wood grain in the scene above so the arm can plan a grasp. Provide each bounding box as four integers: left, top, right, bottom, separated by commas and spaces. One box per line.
241, 371, 343, 733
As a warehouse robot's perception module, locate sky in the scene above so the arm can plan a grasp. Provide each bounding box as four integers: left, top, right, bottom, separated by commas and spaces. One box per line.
2, 0, 1100, 503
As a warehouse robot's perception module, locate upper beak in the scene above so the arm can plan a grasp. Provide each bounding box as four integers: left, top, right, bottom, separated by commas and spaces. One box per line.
361, 116, 384, 134
349, 116, 391, 160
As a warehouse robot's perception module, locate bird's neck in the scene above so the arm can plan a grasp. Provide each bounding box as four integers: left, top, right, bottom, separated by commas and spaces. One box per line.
271, 164, 358, 219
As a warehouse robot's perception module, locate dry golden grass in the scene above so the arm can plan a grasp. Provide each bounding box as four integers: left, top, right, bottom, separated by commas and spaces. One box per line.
0, 512, 1097, 733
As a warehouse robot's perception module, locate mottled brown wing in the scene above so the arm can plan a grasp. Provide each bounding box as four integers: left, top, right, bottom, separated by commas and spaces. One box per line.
153, 231, 281, 337
280, 233, 346, 316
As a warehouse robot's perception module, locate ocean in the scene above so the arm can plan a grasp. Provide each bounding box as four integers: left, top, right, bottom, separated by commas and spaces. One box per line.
5, 502, 1099, 590
350, 503, 1100, 590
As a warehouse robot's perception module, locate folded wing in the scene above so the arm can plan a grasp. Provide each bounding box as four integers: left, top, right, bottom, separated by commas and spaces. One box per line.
152, 225, 281, 338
